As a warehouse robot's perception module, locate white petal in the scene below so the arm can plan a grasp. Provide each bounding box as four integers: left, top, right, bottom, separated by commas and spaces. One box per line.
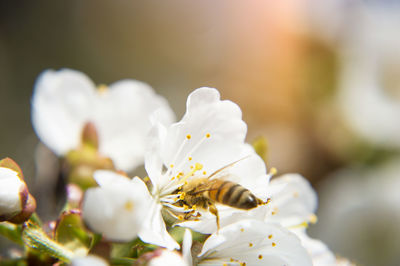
31, 69, 95, 155
268, 174, 318, 227
71, 255, 109, 266
145, 123, 167, 189
155, 88, 247, 185
0, 167, 26, 217
138, 200, 179, 250
82, 172, 151, 241
148, 250, 188, 266
292, 228, 337, 266
198, 219, 312, 266
182, 229, 193, 266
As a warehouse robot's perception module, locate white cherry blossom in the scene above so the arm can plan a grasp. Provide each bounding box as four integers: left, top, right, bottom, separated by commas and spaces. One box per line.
183, 220, 312, 266
31, 69, 175, 171
82, 170, 152, 241
141, 87, 271, 248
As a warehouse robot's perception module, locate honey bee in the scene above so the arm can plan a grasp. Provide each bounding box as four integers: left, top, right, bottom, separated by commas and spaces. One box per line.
173, 158, 268, 229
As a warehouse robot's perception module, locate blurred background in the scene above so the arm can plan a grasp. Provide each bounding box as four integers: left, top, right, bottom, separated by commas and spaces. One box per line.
1, 1, 400, 265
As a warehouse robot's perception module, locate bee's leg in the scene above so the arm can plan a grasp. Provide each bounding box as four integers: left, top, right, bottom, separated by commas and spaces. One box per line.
208, 202, 220, 231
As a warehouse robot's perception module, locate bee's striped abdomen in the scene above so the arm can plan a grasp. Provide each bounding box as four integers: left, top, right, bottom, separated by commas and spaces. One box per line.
207, 180, 259, 210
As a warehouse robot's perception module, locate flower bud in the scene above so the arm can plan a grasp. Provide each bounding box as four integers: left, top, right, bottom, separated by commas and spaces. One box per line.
0, 158, 36, 223
81, 122, 99, 150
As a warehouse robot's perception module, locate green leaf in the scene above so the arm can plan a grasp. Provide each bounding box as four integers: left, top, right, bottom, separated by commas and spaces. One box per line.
22, 220, 74, 263
0, 222, 23, 245
54, 210, 91, 257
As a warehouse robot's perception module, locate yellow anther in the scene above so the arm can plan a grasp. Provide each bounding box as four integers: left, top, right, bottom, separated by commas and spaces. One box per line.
223, 264, 227, 266
206, 133, 211, 138
192, 205, 197, 210
269, 167, 277, 175
272, 242, 276, 247
190, 165, 194, 169
268, 234, 273, 239
178, 215, 184, 221
230, 258, 234, 262
179, 192, 186, 200
97, 84, 108, 93
240, 228, 244, 232
124, 201, 134, 211
184, 205, 189, 210
289, 221, 309, 230
195, 163, 203, 170
249, 243, 253, 247
188, 157, 192, 161
184, 181, 188, 185
170, 164, 174, 168
309, 214, 318, 224
203, 171, 207, 175
186, 134, 191, 140
258, 255, 263, 259
171, 176, 175, 180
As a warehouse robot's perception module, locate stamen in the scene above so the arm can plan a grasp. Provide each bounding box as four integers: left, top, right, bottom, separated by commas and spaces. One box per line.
178, 163, 203, 184
269, 167, 277, 175
124, 201, 134, 211
309, 214, 318, 224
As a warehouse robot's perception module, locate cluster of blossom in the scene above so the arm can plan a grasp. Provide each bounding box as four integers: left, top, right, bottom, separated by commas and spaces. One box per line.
0, 69, 352, 265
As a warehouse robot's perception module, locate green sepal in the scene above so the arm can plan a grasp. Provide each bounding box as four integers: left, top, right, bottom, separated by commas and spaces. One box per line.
54, 210, 91, 257
0, 222, 23, 245
111, 238, 155, 259
0, 258, 27, 266
110, 257, 137, 266
22, 220, 74, 263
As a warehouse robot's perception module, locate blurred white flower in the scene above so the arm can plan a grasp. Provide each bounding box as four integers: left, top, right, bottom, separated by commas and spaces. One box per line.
312, 158, 400, 265
70, 255, 109, 266
147, 249, 188, 266
140, 87, 270, 249
31, 68, 175, 171
183, 220, 312, 266
0, 167, 26, 221
337, 3, 400, 148
82, 170, 152, 242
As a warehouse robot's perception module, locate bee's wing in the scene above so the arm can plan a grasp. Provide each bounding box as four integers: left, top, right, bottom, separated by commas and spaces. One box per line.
207, 155, 251, 180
